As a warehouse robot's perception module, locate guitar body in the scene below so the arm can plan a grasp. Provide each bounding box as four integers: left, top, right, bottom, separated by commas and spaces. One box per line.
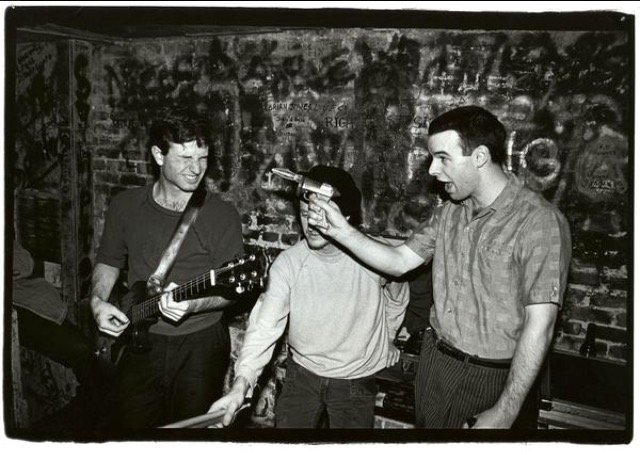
95, 252, 266, 368
109, 281, 159, 365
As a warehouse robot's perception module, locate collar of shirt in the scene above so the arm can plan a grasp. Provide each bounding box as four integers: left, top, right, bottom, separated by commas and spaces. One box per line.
303, 239, 344, 263
462, 172, 523, 222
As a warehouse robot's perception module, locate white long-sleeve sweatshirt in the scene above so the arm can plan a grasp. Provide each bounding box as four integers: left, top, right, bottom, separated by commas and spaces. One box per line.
235, 239, 409, 388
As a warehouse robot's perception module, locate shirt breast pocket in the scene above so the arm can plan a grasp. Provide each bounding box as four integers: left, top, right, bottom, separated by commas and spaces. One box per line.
477, 243, 514, 277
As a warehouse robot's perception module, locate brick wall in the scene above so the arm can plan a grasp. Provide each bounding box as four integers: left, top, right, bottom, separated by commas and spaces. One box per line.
14, 27, 630, 374
557, 262, 628, 361
82, 29, 630, 364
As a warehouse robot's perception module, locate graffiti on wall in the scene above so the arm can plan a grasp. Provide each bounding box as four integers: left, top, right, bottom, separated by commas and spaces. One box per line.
15, 43, 63, 190
99, 29, 629, 248
12, 25, 627, 426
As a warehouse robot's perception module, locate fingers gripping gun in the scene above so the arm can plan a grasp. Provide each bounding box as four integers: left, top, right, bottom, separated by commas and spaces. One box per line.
271, 168, 340, 228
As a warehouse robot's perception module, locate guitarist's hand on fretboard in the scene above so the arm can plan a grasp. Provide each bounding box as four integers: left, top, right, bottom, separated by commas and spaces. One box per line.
158, 282, 192, 323
92, 299, 130, 337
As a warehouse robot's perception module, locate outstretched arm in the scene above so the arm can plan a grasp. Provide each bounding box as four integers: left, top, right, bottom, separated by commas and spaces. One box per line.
307, 196, 425, 276
209, 254, 292, 425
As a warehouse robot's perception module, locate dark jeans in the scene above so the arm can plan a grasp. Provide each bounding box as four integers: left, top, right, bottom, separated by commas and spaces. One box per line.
415, 330, 539, 429
275, 360, 377, 428
17, 307, 111, 429
116, 321, 230, 428
17, 307, 100, 390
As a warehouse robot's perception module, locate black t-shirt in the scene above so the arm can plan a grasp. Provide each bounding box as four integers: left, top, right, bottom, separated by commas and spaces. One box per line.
96, 184, 244, 335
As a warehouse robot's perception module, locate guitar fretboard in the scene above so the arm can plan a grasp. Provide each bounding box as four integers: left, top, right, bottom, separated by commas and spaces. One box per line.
127, 255, 258, 325
130, 270, 214, 324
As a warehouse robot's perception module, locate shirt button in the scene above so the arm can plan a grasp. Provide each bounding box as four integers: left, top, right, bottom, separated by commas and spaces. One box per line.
447, 308, 452, 313
453, 279, 460, 286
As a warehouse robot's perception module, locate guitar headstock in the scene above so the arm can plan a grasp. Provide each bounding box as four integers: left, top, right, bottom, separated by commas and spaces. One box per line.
215, 251, 267, 293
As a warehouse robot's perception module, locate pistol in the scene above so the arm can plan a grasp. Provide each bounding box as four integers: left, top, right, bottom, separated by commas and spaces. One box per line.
271, 168, 340, 227
271, 168, 340, 202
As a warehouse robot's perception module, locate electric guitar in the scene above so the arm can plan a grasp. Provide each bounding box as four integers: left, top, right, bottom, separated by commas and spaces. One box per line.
96, 253, 265, 366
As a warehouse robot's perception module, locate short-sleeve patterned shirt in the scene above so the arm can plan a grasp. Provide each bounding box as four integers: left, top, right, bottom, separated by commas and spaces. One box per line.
405, 174, 572, 359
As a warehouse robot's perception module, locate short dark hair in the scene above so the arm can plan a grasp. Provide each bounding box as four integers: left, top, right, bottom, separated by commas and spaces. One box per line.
301, 165, 362, 227
149, 113, 212, 155
428, 106, 507, 164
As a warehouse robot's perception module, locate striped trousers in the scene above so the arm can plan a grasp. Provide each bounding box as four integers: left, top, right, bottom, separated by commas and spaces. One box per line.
414, 329, 539, 429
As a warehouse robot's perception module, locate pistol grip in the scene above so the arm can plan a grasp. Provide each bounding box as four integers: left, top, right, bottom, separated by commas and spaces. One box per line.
317, 210, 328, 229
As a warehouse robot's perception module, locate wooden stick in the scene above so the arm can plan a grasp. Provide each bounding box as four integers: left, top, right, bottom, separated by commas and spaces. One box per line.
160, 404, 250, 429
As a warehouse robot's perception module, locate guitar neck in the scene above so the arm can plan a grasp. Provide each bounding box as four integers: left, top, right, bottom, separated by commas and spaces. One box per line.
127, 254, 260, 325
130, 270, 214, 324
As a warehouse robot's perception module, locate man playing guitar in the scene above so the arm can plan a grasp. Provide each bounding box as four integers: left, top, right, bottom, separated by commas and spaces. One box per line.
90, 112, 244, 428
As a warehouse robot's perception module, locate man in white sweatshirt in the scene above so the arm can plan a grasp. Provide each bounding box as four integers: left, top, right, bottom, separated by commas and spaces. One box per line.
209, 165, 409, 428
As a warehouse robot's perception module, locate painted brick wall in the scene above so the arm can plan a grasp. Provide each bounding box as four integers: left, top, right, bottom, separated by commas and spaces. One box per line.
558, 263, 628, 361
14, 42, 64, 262
14, 27, 630, 370
84, 29, 630, 364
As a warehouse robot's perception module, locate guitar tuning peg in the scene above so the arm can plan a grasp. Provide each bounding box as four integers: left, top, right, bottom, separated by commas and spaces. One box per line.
249, 254, 256, 261
250, 270, 258, 277
228, 276, 236, 283
239, 274, 247, 281
235, 285, 246, 294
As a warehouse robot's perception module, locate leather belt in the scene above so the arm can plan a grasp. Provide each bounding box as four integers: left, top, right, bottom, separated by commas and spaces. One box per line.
429, 328, 512, 369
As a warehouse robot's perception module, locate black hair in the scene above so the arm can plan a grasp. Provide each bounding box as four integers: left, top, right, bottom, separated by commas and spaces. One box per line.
148, 112, 212, 178
149, 113, 212, 154
300, 165, 362, 227
428, 106, 507, 164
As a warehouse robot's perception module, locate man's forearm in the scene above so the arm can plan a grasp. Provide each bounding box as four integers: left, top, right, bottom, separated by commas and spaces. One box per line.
493, 306, 557, 425
188, 295, 235, 313
90, 263, 120, 309
230, 375, 251, 396
335, 227, 418, 277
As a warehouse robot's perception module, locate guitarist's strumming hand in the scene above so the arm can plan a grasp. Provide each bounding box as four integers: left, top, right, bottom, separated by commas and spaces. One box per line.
158, 282, 193, 323
92, 299, 130, 337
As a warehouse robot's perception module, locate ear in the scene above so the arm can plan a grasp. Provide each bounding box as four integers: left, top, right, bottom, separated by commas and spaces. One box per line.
472, 145, 491, 168
151, 146, 164, 166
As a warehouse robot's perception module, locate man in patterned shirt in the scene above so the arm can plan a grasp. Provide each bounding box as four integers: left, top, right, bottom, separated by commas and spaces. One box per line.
308, 106, 571, 429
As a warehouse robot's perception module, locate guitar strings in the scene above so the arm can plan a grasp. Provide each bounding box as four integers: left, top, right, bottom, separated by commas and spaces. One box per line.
130, 260, 257, 323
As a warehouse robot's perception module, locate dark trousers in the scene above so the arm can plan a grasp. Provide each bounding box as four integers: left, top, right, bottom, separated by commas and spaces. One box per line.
275, 360, 377, 428
17, 307, 100, 390
116, 321, 230, 428
415, 330, 539, 429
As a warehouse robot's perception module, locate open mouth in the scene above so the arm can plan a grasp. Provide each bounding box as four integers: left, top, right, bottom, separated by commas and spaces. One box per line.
184, 174, 200, 183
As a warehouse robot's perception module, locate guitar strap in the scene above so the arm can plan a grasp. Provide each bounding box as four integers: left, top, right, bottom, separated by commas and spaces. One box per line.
146, 183, 207, 295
